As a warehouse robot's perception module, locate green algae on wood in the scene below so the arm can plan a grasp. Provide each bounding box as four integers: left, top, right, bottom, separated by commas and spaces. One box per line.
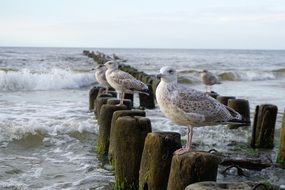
139, 132, 181, 190
96, 104, 127, 154
167, 151, 220, 190
251, 104, 278, 149
108, 110, 146, 167
114, 116, 152, 190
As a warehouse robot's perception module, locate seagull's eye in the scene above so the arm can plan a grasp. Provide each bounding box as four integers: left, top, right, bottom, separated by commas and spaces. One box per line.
168, 69, 174, 74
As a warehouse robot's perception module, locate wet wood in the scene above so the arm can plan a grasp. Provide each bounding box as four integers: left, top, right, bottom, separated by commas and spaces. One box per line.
139, 132, 181, 190
94, 94, 114, 118
109, 110, 146, 166
250, 104, 278, 149
227, 99, 251, 128
277, 110, 285, 164
114, 116, 152, 190
89, 86, 101, 111
107, 98, 132, 110
167, 152, 220, 190
139, 84, 155, 109
96, 104, 127, 154
216, 96, 236, 105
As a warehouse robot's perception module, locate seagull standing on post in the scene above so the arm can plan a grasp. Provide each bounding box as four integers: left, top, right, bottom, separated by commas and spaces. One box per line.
95, 64, 110, 94
200, 70, 221, 92
156, 66, 243, 155
104, 61, 149, 106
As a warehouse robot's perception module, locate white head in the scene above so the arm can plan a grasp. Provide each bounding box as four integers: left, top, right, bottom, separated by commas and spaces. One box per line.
104, 60, 118, 70
157, 66, 177, 83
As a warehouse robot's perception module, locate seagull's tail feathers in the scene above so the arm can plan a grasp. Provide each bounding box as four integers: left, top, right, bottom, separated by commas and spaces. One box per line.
138, 88, 150, 96
226, 106, 249, 125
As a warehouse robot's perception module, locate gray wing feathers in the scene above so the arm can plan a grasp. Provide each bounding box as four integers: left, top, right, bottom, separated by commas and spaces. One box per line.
111, 70, 148, 91
175, 86, 233, 122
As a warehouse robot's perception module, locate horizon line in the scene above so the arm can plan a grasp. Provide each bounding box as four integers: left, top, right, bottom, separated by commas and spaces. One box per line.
0, 45, 284, 51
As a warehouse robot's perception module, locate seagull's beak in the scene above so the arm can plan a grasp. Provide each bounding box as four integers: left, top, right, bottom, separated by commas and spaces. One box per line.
156, 73, 164, 79
91, 68, 95, 71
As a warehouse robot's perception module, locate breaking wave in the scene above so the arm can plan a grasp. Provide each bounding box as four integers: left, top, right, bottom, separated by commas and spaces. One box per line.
0, 68, 96, 91
178, 68, 285, 83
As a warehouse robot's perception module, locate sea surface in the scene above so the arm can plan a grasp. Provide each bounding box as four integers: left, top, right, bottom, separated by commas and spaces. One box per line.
0, 47, 285, 189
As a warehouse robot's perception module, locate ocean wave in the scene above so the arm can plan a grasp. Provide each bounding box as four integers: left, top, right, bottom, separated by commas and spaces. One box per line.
0, 68, 96, 91
178, 69, 279, 83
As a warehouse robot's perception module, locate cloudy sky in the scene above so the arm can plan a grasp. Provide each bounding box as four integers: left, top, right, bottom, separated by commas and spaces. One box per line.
0, 0, 285, 49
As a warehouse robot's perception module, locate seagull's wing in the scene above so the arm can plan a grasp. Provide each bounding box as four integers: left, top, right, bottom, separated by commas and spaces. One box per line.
111, 70, 148, 91
175, 85, 234, 122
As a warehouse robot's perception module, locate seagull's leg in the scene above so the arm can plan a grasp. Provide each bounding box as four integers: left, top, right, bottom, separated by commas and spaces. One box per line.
105, 87, 109, 94
120, 92, 125, 105
174, 126, 193, 155
116, 92, 124, 106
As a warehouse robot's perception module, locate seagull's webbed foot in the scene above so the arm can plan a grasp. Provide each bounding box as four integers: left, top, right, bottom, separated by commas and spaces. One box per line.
174, 147, 191, 155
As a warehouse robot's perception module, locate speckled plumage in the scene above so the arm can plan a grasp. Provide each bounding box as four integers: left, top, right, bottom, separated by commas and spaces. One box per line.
104, 61, 148, 105
106, 69, 148, 94
156, 66, 242, 154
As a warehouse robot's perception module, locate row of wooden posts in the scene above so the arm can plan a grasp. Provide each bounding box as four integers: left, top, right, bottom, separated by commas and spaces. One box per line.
85, 50, 285, 189
89, 86, 285, 190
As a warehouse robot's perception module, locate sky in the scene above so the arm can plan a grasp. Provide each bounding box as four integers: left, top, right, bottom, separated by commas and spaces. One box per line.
0, 0, 285, 49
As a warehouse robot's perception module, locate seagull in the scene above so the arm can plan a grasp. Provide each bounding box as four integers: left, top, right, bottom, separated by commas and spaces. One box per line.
104, 61, 149, 106
94, 64, 110, 94
200, 70, 221, 92
156, 66, 243, 155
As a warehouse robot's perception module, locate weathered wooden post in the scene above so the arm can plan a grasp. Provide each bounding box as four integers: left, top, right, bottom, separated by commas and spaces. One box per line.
139, 132, 181, 190
216, 96, 236, 105
107, 98, 133, 110
139, 84, 155, 109
250, 104, 278, 149
124, 93, 134, 107
114, 116, 152, 190
109, 110, 146, 165
89, 86, 101, 111
94, 94, 114, 118
277, 110, 285, 164
227, 99, 251, 128
167, 152, 220, 190
96, 104, 128, 154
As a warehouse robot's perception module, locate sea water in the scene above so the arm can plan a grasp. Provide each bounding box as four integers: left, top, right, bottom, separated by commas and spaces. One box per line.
0, 47, 285, 189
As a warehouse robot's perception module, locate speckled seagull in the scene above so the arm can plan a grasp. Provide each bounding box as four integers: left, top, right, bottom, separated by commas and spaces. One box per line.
156, 66, 243, 155
95, 64, 110, 94
104, 61, 149, 105
200, 70, 221, 92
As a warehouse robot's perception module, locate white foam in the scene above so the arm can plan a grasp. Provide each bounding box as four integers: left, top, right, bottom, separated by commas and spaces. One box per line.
0, 68, 95, 91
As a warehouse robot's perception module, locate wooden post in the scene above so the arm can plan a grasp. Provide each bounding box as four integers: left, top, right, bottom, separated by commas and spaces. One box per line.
167, 152, 220, 190
250, 104, 278, 149
227, 99, 251, 128
139, 84, 155, 109
96, 104, 127, 154
114, 116, 152, 190
185, 182, 251, 190
216, 96, 236, 105
139, 132, 181, 190
124, 93, 134, 107
94, 94, 113, 118
107, 98, 133, 110
89, 86, 101, 111
109, 110, 146, 165
277, 110, 285, 164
